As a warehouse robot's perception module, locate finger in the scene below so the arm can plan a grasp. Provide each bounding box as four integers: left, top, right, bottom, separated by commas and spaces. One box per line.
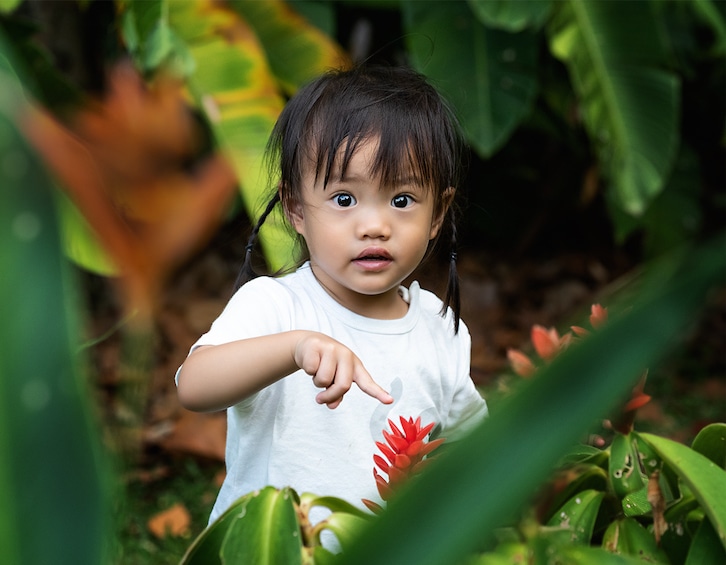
315, 356, 353, 405
312, 350, 337, 389
354, 367, 394, 404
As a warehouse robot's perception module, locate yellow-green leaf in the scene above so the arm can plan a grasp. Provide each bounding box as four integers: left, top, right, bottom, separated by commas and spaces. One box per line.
170, 0, 295, 270
230, 0, 350, 95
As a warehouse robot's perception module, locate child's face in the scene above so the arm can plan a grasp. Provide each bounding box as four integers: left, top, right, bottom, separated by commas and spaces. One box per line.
287, 137, 450, 319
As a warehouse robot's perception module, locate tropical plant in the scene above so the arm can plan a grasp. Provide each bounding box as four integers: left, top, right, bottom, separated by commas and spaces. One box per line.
177, 287, 726, 565
0, 31, 110, 565
180, 416, 445, 564
0, 1, 723, 564
399, 0, 724, 256
2, 0, 723, 271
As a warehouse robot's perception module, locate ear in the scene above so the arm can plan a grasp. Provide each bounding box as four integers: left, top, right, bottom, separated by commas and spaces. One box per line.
429, 187, 456, 239
280, 184, 305, 235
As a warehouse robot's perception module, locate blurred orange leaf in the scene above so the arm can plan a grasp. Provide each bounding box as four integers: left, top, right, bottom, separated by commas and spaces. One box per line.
22, 63, 237, 317
147, 503, 191, 538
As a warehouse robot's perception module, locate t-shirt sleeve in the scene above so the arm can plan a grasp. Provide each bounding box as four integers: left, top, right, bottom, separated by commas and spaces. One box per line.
174, 277, 293, 384
442, 320, 488, 441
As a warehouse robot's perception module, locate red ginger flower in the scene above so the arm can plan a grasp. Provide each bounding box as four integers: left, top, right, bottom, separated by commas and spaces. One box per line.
362, 416, 445, 513
507, 325, 573, 378
572, 303, 609, 337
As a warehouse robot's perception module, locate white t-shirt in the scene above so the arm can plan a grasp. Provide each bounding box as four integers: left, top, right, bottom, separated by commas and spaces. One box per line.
179, 262, 488, 526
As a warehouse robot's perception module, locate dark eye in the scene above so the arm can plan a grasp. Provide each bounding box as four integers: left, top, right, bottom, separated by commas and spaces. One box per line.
334, 193, 355, 207
392, 194, 413, 208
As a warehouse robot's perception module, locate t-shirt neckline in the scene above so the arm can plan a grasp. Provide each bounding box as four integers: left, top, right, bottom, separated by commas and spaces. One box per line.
297, 262, 420, 334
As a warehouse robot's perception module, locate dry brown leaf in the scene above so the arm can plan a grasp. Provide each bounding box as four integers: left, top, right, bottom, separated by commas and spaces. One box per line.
647, 471, 668, 543
147, 503, 191, 539
160, 409, 227, 461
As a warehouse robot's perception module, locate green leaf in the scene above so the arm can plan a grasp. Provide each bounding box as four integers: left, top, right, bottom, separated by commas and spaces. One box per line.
169, 0, 295, 271
548, 0, 680, 216
547, 489, 604, 544
691, 423, 726, 469
609, 433, 647, 498
692, 0, 726, 56
0, 0, 22, 14
301, 493, 371, 520
220, 487, 302, 565
402, 0, 538, 158
469, 542, 528, 565
229, 0, 349, 95
558, 545, 652, 565
467, 0, 552, 32
543, 465, 608, 524
641, 432, 726, 551
336, 236, 725, 565
181, 492, 261, 564
319, 512, 370, 551
56, 191, 117, 276
602, 517, 669, 563
685, 518, 726, 565
0, 34, 110, 565
621, 485, 651, 518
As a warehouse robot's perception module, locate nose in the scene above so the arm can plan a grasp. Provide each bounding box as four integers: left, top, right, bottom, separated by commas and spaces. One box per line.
355, 204, 391, 240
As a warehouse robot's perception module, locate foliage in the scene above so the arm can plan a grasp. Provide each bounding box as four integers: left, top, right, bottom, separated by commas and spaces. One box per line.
336, 238, 725, 565
2, 0, 722, 272
181, 416, 447, 563
0, 33, 110, 564
0, 1, 723, 564
176, 245, 726, 565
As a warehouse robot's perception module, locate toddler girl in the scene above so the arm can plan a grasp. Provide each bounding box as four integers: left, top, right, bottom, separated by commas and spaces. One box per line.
176, 65, 488, 531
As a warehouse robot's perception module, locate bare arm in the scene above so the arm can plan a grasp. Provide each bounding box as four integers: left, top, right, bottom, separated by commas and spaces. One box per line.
176, 330, 394, 412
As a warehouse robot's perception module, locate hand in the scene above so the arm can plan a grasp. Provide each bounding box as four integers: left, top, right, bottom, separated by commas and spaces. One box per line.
293, 332, 394, 409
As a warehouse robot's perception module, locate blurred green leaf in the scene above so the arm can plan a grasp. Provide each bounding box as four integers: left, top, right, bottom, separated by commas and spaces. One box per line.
230, 0, 349, 95
168, 0, 295, 271
403, 0, 538, 157
336, 236, 725, 565
548, 0, 680, 216
0, 0, 21, 14
0, 34, 110, 565
467, 0, 552, 32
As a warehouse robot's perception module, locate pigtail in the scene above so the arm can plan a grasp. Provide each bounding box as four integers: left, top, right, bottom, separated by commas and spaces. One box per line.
441, 205, 461, 333
234, 192, 281, 290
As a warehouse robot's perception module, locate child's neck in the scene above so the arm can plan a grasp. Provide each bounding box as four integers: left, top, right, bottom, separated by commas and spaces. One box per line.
311, 269, 409, 320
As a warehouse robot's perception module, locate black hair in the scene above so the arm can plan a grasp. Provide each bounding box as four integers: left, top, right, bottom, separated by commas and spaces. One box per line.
236, 65, 464, 332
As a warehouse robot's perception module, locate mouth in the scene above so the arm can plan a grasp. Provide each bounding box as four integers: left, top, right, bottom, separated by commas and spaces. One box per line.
354, 248, 393, 261
353, 249, 393, 270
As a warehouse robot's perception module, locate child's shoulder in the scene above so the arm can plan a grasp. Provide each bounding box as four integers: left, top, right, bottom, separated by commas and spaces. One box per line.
410, 282, 469, 337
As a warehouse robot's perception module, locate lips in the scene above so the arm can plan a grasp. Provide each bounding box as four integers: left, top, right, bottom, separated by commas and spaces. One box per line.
354, 248, 392, 261
353, 248, 393, 270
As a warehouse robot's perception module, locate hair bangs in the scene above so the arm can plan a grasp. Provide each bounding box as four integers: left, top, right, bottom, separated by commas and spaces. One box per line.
285, 67, 460, 202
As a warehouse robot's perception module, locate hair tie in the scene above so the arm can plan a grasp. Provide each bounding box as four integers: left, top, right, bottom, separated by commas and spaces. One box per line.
245, 243, 255, 254
450, 251, 458, 262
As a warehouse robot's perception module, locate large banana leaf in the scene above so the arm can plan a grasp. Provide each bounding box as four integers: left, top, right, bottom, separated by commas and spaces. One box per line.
548, 0, 680, 216
229, 0, 349, 95
168, 0, 348, 271
167, 0, 293, 271
336, 236, 725, 565
0, 35, 110, 565
467, 0, 552, 32
402, 0, 538, 158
